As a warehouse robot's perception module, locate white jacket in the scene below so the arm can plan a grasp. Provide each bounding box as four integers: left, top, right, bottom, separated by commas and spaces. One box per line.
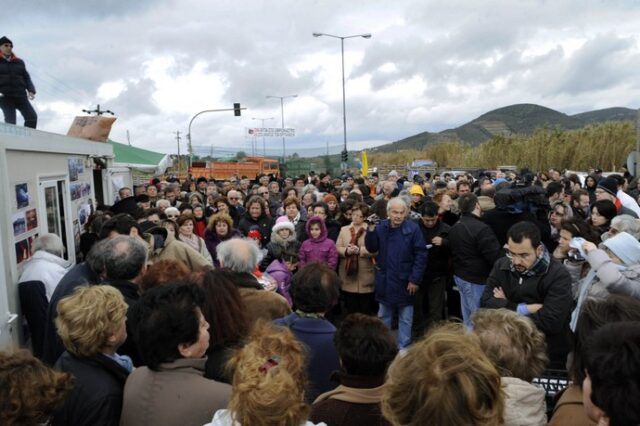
204, 410, 326, 426
19, 251, 70, 300
501, 377, 547, 426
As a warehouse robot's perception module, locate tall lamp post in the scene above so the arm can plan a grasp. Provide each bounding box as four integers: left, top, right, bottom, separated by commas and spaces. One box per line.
312, 32, 371, 170
266, 94, 297, 163
252, 116, 275, 156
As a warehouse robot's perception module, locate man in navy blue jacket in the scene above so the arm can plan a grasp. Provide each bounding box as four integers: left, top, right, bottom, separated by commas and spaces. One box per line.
365, 197, 427, 350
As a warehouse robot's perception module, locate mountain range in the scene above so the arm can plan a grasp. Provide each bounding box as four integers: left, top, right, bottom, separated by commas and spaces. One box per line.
371, 104, 638, 152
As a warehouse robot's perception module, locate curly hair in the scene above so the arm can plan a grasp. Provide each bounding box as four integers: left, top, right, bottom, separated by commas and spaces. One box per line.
140, 259, 192, 292
282, 195, 301, 210
55, 285, 128, 356
382, 323, 504, 426
0, 349, 71, 426
207, 212, 233, 231
227, 321, 309, 426
472, 309, 548, 381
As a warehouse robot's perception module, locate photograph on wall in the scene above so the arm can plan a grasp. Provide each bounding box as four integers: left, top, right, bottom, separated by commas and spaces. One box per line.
12, 211, 26, 236
26, 208, 38, 231
78, 203, 91, 226
15, 182, 29, 209
15, 239, 30, 264
70, 182, 82, 200
67, 157, 84, 182
81, 181, 92, 197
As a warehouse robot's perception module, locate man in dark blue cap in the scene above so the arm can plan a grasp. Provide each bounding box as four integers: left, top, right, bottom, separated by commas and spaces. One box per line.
0, 36, 37, 128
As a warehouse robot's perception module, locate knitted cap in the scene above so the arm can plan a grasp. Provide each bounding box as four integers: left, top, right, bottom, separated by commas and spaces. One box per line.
602, 231, 640, 265
272, 216, 295, 234
597, 177, 618, 197
0, 36, 12, 47
247, 229, 262, 241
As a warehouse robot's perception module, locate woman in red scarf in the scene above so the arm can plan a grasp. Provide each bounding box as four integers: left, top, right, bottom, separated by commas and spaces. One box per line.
336, 202, 377, 316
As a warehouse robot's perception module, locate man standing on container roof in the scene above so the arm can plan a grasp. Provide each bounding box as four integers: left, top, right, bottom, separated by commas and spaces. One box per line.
0, 36, 37, 129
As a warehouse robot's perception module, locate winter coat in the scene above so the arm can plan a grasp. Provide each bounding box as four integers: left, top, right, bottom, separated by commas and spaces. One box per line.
233, 272, 291, 324
548, 385, 597, 426
204, 228, 242, 268
364, 219, 428, 307
19, 250, 70, 301
481, 257, 573, 368
336, 224, 375, 294
120, 358, 231, 426
238, 212, 275, 246
274, 313, 341, 403
448, 214, 501, 285
310, 373, 390, 426
144, 230, 212, 272
103, 279, 142, 366
260, 229, 301, 271
265, 259, 294, 306
416, 219, 451, 281
501, 377, 547, 426
566, 248, 640, 301
52, 352, 129, 426
178, 233, 213, 265
194, 217, 207, 238
299, 218, 339, 269
0, 54, 35, 96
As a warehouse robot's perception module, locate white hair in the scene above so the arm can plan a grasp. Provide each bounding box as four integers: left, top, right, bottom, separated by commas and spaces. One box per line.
216, 238, 262, 274
387, 197, 408, 213
31, 233, 65, 257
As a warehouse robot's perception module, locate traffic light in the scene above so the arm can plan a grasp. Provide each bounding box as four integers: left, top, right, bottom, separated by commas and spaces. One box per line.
341, 150, 348, 163
233, 103, 241, 117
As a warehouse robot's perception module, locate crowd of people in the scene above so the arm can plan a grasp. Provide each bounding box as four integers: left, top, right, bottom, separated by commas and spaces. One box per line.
3, 167, 640, 425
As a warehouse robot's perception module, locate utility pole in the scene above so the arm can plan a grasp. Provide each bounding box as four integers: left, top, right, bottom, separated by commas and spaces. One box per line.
174, 131, 182, 177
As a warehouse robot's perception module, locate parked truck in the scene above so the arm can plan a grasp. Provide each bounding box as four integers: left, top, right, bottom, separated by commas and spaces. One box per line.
189, 156, 280, 180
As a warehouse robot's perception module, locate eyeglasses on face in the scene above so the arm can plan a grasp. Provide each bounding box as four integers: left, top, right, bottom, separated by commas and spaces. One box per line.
505, 251, 534, 261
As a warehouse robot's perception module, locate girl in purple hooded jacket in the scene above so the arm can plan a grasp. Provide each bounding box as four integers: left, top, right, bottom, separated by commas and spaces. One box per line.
298, 216, 339, 269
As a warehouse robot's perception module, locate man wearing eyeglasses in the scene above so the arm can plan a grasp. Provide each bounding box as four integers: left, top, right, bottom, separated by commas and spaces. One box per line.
481, 220, 573, 368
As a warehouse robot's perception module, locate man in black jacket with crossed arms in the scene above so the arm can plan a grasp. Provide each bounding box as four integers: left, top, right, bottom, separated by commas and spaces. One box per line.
480, 220, 573, 368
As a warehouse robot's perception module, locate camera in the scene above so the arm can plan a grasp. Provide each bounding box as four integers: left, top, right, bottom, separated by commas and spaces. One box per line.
567, 249, 585, 262
364, 214, 381, 226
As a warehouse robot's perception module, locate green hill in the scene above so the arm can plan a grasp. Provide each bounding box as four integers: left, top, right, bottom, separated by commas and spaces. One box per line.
373, 103, 636, 153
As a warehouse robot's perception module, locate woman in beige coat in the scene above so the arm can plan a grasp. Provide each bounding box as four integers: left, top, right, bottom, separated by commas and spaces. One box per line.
336, 202, 377, 316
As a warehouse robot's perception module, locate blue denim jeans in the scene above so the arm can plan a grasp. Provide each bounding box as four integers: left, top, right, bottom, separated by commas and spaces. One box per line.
379, 303, 414, 350
454, 275, 485, 328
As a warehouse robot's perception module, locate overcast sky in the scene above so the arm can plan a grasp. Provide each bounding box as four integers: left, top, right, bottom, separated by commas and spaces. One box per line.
4, 0, 640, 157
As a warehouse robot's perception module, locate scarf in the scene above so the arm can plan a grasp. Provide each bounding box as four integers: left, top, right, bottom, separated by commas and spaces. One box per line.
570, 262, 626, 331
510, 246, 550, 278
345, 226, 365, 276
180, 233, 200, 252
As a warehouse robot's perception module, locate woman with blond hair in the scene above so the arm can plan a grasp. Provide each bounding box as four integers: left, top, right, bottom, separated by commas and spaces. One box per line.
52, 285, 131, 426
205, 322, 326, 426
382, 323, 504, 426
472, 309, 548, 426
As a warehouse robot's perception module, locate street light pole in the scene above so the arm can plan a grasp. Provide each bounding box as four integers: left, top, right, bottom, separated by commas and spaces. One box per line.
187, 106, 246, 169
252, 116, 275, 156
313, 32, 371, 171
266, 95, 297, 163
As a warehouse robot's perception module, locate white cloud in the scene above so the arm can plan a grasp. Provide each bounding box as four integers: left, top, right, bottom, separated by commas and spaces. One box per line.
2, 0, 640, 156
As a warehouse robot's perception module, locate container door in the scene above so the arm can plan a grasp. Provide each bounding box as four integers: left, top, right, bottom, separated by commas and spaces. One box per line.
0, 224, 18, 351
39, 178, 75, 262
